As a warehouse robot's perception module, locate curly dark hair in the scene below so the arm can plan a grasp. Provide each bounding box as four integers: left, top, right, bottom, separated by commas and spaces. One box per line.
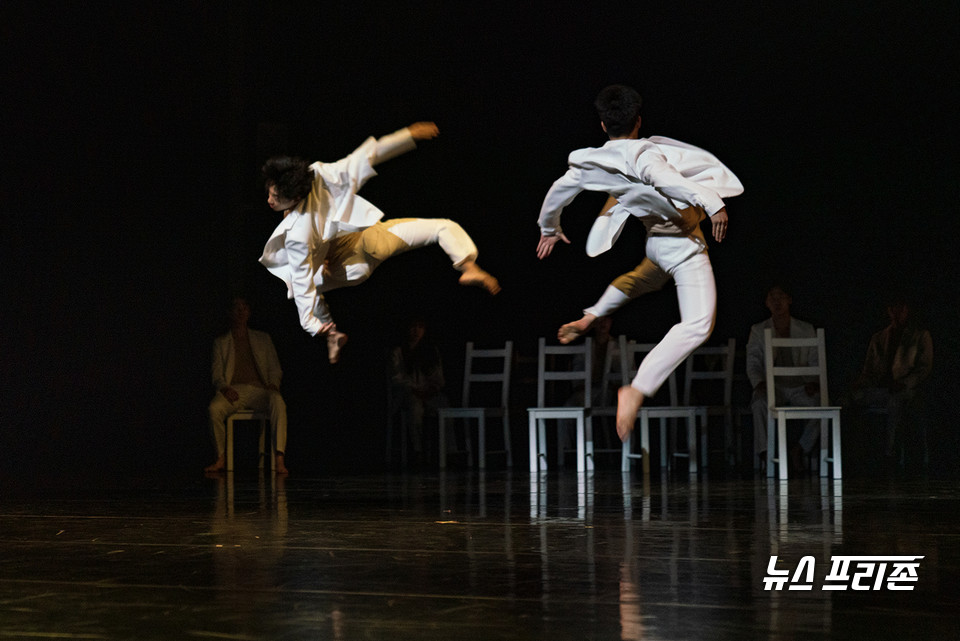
595, 85, 643, 138
261, 156, 313, 203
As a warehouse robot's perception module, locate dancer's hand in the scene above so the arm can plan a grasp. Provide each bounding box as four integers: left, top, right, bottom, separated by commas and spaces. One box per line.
537, 232, 570, 259
317, 322, 336, 336
711, 208, 728, 242
407, 122, 439, 140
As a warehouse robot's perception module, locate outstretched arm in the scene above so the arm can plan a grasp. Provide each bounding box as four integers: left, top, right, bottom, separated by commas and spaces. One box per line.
537, 165, 583, 259
371, 122, 439, 166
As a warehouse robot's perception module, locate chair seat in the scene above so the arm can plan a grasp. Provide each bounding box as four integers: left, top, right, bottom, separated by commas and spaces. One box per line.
225, 411, 272, 472
771, 405, 842, 416
528, 407, 592, 473
439, 407, 506, 419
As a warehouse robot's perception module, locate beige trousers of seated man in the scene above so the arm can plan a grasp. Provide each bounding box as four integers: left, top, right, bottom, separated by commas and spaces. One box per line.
208, 384, 288, 456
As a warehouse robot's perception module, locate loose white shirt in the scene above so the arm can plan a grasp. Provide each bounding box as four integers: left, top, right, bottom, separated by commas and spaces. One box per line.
538, 136, 743, 257
259, 129, 416, 335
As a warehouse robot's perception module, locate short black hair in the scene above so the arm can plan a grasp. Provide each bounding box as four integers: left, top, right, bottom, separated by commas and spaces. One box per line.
595, 85, 642, 137
261, 156, 313, 203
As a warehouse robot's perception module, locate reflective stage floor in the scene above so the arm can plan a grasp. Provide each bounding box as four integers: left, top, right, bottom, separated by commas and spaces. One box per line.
2, 471, 958, 640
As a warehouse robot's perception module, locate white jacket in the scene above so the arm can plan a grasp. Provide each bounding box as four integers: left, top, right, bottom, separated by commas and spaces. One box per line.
259, 128, 417, 335
538, 136, 743, 257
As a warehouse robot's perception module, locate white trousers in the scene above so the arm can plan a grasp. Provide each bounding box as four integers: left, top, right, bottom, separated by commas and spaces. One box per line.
585, 235, 715, 397
208, 384, 288, 455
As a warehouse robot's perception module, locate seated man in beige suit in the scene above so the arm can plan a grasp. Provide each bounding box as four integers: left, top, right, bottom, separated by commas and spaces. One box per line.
205, 296, 288, 475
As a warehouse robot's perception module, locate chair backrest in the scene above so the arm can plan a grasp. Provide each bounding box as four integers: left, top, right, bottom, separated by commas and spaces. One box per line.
682, 338, 737, 406
462, 340, 514, 408
597, 336, 625, 408
617, 335, 678, 405
536, 337, 592, 408
763, 327, 831, 407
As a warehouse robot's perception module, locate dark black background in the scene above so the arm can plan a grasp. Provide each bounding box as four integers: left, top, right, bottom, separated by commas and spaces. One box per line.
1, 1, 957, 485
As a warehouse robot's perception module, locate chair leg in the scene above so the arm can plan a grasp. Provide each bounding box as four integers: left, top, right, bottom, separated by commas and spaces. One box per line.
226, 418, 234, 472
438, 415, 447, 469
258, 421, 266, 470
585, 416, 594, 473
777, 415, 789, 481
575, 414, 585, 474
503, 415, 513, 468
687, 412, 698, 477
265, 418, 274, 473
766, 416, 775, 478
528, 414, 539, 472
478, 415, 486, 470
831, 415, 842, 479
538, 419, 548, 471
640, 414, 651, 481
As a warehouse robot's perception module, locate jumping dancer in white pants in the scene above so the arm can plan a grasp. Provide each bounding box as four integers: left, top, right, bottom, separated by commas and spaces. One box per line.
536, 85, 743, 442
259, 122, 499, 362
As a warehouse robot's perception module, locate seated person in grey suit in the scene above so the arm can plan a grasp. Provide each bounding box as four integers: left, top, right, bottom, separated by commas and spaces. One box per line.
746, 283, 820, 471
205, 296, 288, 475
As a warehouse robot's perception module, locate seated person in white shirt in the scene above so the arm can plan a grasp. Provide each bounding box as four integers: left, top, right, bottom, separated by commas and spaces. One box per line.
745, 283, 821, 472
206, 296, 289, 475
258, 122, 499, 364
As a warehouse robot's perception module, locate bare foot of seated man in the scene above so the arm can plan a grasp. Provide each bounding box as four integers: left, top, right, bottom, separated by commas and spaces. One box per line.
616, 385, 645, 443
275, 453, 289, 475
204, 455, 225, 474
558, 313, 598, 344
458, 260, 501, 295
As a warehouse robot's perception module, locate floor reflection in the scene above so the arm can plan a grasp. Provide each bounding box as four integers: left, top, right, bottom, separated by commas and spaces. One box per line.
0, 471, 955, 640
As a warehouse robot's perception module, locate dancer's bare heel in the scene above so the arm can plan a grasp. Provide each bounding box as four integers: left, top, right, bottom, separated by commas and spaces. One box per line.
458, 262, 501, 295
616, 385, 645, 443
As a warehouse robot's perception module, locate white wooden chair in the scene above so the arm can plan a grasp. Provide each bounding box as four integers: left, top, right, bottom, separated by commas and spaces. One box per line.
618, 336, 692, 476
764, 328, 842, 480
527, 337, 593, 473
681, 338, 737, 469
590, 337, 627, 458
225, 410, 272, 472
438, 341, 514, 469
555, 336, 625, 466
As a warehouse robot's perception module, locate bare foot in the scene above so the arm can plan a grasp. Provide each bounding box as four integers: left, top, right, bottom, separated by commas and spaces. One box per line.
204, 455, 225, 474
558, 314, 597, 344
327, 329, 348, 364
459, 264, 501, 295
616, 386, 645, 443
275, 453, 289, 475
